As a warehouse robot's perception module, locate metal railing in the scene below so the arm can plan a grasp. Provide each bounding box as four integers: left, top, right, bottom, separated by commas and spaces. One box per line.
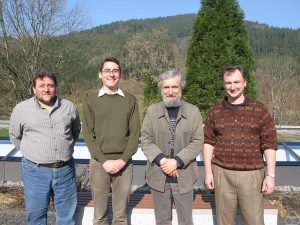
0, 120, 9, 129
1, 120, 300, 130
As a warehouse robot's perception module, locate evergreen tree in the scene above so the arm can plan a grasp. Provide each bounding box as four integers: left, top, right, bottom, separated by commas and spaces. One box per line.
183, 0, 257, 118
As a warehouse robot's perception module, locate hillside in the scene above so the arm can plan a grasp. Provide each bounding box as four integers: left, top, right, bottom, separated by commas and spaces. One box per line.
1, 14, 299, 122
60, 13, 300, 87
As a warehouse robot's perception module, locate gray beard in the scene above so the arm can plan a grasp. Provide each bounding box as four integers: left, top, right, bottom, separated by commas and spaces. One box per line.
164, 98, 181, 107
162, 89, 182, 107
163, 96, 181, 107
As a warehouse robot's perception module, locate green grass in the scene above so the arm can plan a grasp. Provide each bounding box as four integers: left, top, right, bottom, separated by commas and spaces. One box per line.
277, 133, 300, 142
0, 128, 8, 137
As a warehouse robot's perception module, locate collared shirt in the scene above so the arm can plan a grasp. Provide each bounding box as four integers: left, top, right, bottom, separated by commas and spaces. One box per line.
98, 87, 125, 97
9, 96, 81, 164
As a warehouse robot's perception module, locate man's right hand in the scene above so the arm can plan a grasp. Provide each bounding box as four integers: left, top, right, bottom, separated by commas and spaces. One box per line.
168, 170, 179, 178
159, 157, 178, 178
102, 160, 119, 174
205, 172, 215, 190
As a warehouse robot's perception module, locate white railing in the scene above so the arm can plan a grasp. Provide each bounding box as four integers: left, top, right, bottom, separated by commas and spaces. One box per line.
0, 120, 9, 129
1, 120, 300, 130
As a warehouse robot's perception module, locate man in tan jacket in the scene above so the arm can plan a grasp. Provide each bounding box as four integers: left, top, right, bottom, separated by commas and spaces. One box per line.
141, 70, 203, 225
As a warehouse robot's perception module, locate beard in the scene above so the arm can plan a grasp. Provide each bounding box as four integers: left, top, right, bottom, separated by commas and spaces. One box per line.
162, 91, 182, 107
36, 95, 57, 106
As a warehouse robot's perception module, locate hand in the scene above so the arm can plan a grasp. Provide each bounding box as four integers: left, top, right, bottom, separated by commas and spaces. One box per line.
160, 158, 177, 175
113, 159, 126, 173
168, 170, 179, 178
204, 172, 215, 190
102, 160, 119, 174
262, 176, 275, 195
159, 157, 167, 165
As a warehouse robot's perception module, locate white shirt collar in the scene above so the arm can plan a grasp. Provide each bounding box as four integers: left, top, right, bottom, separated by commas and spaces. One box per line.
98, 87, 125, 97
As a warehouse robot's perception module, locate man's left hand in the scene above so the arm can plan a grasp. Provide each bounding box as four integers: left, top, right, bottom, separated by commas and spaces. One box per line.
160, 158, 177, 175
113, 159, 126, 173
262, 176, 275, 195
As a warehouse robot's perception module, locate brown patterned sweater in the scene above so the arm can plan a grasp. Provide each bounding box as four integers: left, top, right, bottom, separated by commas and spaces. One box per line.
204, 97, 278, 171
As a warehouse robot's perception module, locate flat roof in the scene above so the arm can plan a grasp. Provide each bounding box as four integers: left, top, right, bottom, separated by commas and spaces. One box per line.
1, 137, 299, 163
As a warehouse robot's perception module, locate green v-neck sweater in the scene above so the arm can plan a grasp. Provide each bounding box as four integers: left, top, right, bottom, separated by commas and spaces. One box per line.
82, 92, 140, 164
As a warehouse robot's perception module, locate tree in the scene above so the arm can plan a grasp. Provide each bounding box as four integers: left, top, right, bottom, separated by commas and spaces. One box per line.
124, 28, 176, 111
184, 0, 257, 117
256, 55, 299, 125
0, 0, 86, 116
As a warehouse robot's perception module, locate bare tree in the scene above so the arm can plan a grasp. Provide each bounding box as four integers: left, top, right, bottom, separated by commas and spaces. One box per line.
0, 0, 86, 116
256, 55, 298, 125
124, 28, 175, 81
124, 28, 176, 111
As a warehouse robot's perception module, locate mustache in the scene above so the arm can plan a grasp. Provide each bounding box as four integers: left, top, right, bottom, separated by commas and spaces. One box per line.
162, 90, 182, 107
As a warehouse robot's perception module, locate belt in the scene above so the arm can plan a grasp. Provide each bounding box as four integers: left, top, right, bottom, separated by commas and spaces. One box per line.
39, 161, 68, 168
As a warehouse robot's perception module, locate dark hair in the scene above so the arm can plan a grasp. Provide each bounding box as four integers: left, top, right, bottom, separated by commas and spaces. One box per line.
99, 57, 121, 73
222, 65, 247, 80
33, 70, 57, 87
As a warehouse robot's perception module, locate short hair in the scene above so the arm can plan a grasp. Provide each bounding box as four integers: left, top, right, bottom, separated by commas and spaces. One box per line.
158, 70, 186, 90
222, 65, 247, 80
33, 70, 57, 87
99, 57, 121, 73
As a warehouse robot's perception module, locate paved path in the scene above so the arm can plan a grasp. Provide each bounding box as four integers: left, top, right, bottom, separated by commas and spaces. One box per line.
0, 208, 56, 225
0, 210, 286, 225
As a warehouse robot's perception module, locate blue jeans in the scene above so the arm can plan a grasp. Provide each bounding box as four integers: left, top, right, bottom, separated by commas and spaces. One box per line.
21, 157, 77, 225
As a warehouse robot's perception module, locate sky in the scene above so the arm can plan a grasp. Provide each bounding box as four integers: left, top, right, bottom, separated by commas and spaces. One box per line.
68, 0, 300, 30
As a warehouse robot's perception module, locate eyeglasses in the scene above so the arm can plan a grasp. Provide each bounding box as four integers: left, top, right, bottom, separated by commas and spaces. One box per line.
102, 69, 120, 75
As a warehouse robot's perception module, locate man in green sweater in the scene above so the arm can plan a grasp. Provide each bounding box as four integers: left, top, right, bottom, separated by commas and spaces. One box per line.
82, 57, 140, 225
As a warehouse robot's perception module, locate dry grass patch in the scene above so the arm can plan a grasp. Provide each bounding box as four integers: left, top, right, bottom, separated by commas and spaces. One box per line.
0, 186, 24, 209
268, 190, 300, 218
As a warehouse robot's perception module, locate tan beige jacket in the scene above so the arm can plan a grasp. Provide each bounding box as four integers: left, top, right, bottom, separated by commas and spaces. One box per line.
141, 101, 203, 194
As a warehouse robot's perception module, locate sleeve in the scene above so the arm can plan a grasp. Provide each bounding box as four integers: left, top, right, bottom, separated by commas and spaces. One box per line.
141, 105, 165, 163
72, 106, 81, 143
174, 155, 184, 169
153, 153, 166, 166
260, 106, 278, 151
176, 107, 204, 167
82, 96, 107, 163
9, 105, 23, 149
121, 96, 140, 162
203, 107, 216, 146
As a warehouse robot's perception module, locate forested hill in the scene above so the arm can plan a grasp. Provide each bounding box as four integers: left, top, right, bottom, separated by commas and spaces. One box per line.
46, 13, 299, 101
246, 22, 300, 59
83, 13, 300, 61
87, 14, 196, 39
1, 13, 299, 119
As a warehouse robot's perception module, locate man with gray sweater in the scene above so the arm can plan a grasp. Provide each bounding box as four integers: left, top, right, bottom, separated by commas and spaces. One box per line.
9, 70, 81, 225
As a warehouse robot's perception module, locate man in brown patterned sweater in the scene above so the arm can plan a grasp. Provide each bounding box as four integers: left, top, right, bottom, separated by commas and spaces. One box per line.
203, 65, 278, 225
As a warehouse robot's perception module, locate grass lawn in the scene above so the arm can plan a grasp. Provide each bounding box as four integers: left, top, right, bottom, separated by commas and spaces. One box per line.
0, 128, 8, 137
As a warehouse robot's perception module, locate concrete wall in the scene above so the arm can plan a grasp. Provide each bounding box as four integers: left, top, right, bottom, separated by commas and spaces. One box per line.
1, 161, 300, 187
0, 161, 21, 182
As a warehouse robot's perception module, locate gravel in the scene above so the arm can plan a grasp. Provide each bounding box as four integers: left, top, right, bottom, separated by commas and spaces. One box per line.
1, 182, 300, 225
